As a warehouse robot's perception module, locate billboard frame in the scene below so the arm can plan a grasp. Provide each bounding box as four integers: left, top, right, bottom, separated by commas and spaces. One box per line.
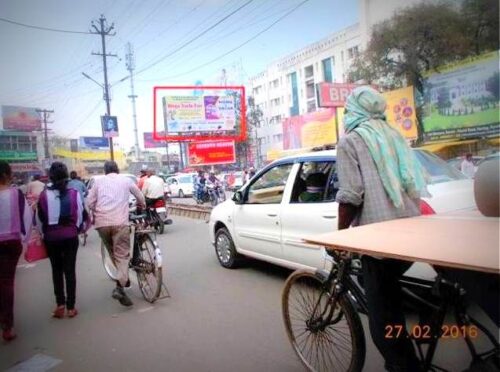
153, 85, 246, 143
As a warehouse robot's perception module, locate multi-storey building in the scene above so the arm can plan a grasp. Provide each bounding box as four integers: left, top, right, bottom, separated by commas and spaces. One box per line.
249, 24, 361, 165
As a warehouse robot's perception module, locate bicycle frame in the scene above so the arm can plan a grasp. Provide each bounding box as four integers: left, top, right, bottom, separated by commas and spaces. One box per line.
313, 251, 499, 372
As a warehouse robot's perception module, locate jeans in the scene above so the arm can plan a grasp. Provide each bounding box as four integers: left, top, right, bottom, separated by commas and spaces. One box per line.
0, 239, 22, 330
46, 237, 79, 310
362, 256, 421, 372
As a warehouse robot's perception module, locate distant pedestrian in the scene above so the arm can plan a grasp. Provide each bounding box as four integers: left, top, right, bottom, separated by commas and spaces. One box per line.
87, 161, 145, 307
37, 162, 84, 319
68, 171, 88, 201
0, 161, 32, 341
26, 174, 45, 208
460, 153, 476, 179
138, 165, 149, 190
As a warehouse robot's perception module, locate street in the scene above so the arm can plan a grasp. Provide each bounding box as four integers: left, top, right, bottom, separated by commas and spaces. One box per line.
0, 216, 496, 371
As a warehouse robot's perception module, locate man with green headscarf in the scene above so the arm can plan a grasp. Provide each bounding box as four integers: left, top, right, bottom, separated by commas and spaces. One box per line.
336, 86, 427, 372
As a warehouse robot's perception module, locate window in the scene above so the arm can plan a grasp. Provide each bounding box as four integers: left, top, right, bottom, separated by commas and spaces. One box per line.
306, 81, 315, 99
290, 161, 337, 203
307, 100, 316, 112
247, 163, 293, 204
305, 65, 314, 79
347, 46, 360, 59
322, 57, 333, 83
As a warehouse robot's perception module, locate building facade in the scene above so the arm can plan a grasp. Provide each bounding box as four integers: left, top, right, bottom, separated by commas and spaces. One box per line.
248, 24, 361, 165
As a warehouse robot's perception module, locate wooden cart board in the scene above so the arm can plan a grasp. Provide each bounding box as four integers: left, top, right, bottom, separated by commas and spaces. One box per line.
304, 211, 500, 275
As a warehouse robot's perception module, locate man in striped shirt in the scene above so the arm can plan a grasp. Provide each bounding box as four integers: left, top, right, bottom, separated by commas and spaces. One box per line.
87, 161, 145, 307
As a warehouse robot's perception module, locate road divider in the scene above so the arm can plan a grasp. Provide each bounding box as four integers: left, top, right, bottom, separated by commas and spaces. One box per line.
167, 203, 212, 221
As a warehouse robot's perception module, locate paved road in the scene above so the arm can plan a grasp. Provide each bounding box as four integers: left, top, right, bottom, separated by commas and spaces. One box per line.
1, 217, 496, 371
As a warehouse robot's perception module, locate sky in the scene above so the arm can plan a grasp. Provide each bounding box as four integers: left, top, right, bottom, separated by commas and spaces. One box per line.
0, 0, 358, 152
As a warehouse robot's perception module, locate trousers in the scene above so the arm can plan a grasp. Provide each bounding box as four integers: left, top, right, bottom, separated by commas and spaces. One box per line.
0, 239, 22, 330
46, 237, 79, 309
97, 226, 130, 287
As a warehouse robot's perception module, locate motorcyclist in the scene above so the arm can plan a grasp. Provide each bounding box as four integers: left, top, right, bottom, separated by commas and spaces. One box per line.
142, 169, 165, 208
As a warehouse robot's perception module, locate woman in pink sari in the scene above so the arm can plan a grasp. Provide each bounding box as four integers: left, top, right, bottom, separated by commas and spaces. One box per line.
0, 161, 32, 341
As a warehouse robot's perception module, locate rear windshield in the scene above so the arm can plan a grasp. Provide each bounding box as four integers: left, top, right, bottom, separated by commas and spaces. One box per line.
414, 150, 466, 184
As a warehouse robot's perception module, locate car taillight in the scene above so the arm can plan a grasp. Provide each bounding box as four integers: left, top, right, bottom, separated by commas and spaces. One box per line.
420, 200, 435, 215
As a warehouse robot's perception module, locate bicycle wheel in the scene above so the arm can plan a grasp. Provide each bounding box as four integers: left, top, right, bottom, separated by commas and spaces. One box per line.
135, 234, 163, 303
101, 242, 119, 280
282, 270, 365, 372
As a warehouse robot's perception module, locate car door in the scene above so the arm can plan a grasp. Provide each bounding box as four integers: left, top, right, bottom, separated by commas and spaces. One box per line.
233, 162, 295, 258
280, 160, 339, 269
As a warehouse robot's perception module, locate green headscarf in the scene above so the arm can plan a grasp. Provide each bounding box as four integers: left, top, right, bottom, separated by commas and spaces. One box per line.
343, 86, 426, 208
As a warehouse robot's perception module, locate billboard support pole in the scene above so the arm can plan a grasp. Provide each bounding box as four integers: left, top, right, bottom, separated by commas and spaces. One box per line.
90, 15, 117, 161
125, 42, 141, 161
36, 109, 54, 161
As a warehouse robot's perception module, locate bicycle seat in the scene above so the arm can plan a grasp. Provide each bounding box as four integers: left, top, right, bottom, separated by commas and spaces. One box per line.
129, 214, 147, 221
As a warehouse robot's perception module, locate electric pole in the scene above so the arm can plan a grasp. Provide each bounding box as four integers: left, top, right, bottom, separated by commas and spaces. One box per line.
90, 15, 117, 161
125, 42, 141, 161
36, 109, 54, 160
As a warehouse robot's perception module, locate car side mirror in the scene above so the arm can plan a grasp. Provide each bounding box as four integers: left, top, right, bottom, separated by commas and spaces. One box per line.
232, 190, 244, 204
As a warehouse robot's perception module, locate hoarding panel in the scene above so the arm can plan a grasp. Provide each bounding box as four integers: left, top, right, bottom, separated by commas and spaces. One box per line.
1, 106, 41, 132
187, 140, 236, 166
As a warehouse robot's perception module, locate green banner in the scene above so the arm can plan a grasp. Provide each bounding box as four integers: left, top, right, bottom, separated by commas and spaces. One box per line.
0, 151, 37, 161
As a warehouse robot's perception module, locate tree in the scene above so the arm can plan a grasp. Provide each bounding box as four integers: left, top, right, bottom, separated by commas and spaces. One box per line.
486, 72, 500, 101
462, 0, 500, 55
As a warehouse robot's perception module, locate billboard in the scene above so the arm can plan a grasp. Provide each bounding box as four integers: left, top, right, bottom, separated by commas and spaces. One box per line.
283, 109, 337, 150
143, 132, 166, 149
317, 83, 361, 107
1, 106, 41, 132
80, 137, 109, 148
422, 51, 500, 141
0, 151, 37, 161
163, 95, 236, 133
101, 115, 119, 138
382, 86, 418, 140
187, 140, 236, 166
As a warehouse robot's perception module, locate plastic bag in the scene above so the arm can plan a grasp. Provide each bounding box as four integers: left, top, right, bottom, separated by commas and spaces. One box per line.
24, 229, 47, 262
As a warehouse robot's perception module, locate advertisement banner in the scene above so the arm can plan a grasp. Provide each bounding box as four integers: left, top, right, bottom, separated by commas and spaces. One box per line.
187, 140, 236, 166
143, 132, 166, 148
283, 109, 337, 150
382, 86, 418, 139
1, 106, 41, 132
101, 116, 119, 138
163, 95, 236, 133
0, 151, 37, 161
422, 51, 500, 141
317, 83, 361, 107
79, 137, 109, 148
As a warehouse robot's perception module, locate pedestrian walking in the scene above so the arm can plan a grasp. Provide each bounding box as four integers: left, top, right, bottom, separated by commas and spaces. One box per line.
460, 153, 476, 179
335, 86, 427, 372
0, 161, 32, 341
68, 171, 88, 201
87, 161, 145, 307
37, 162, 84, 319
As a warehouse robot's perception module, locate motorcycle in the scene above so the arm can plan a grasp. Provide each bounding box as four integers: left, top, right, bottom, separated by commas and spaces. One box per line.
129, 196, 172, 234
207, 182, 226, 206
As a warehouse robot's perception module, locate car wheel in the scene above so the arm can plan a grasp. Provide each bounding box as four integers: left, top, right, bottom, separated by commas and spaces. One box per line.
178, 189, 184, 198
215, 227, 242, 269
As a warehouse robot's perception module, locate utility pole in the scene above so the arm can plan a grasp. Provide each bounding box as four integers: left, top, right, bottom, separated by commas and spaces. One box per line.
90, 15, 117, 161
125, 42, 141, 161
36, 109, 54, 160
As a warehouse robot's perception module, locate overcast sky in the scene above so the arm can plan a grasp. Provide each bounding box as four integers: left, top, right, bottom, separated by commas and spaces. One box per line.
0, 0, 357, 151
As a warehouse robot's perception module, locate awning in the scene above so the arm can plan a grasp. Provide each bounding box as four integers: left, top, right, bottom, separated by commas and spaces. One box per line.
417, 139, 477, 153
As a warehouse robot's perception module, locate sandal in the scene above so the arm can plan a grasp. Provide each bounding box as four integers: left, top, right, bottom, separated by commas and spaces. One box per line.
52, 306, 65, 319
2, 329, 17, 342
67, 309, 78, 318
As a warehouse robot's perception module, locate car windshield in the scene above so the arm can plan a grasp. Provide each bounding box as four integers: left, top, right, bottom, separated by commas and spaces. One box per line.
414, 150, 466, 184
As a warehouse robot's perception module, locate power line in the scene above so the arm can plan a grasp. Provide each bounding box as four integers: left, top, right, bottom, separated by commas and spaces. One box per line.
143, 0, 310, 82
134, 0, 255, 77
0, 16, 91, 34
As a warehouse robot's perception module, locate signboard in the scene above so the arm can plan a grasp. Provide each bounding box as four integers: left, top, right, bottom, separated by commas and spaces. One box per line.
1, 106, 41, 132
10, 162, 42, 173
80, 137, 109, 148
382, 86, 418, 140
101, 115, 119, 138
143, 132, 166, 148
0, 151, 37, 161
422, 51, 500, 141
187, 140, 236, 166
317, 83, 361, 107
283, 109, 337, 150
163, 95, 236, 133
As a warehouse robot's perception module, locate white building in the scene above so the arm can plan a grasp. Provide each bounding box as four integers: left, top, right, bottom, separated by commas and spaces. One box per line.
249, 24, 361, 164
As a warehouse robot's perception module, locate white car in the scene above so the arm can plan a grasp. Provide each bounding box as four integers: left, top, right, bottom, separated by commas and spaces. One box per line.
209, 149, 474, 271
166, 173, 196, 198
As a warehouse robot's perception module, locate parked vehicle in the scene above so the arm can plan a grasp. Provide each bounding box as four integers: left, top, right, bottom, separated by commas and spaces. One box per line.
209, 149, 474, 271
165, 173, 196, 198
